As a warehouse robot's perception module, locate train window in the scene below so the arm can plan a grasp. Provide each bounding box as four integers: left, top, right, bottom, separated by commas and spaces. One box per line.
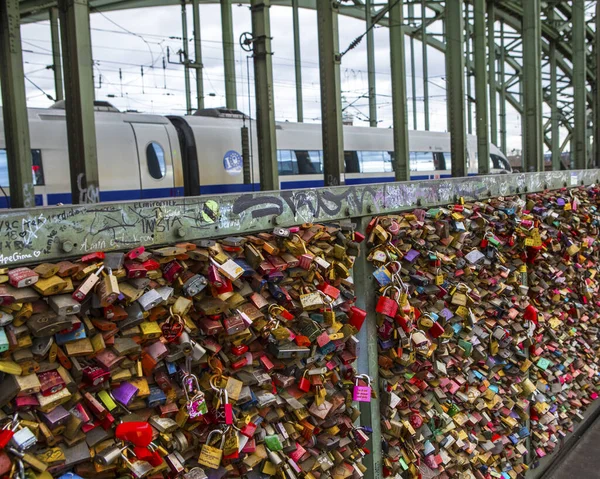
490, 153, 510, 171
0, 149, 45, 187
358, 151, 393, 173
440, 152, 452, 170
146, 142, 166, 180
293, 150, 322, 175
410, 151, 435, 171
345, 151, 360, 173
277, 150, 298, 175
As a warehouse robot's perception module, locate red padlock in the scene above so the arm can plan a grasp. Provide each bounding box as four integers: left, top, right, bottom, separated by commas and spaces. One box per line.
240, 422, 257, 438
115, 422, 153, 447
375, 287, 399, 318
428, 321, 445, 339
298, 371, 311, 392
317, 282, 340, 300
348, 306, 367, 332
133, 446, 163, 467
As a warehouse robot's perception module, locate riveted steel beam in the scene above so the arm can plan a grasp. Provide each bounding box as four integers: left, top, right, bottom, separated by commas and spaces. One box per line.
317, 0, 343, 187
522, 0, 543, 172
251, 0, 278, 191
389, 0, 410, 182
192, 0, 204, 110
474, 0, 490, 175
366, 0, 376, 127
181, 0, 192, 114
221, 0, 237, 109
58, 0, 100, 204
292, 0, 303, 122
421, 0, 429, 131
596, 0, 600, 167
49, 7, 63, 101
2, 170, 600, 268
0, 0, 36, 208
572, 0, 587, 169
488, 1, 497, 145
445, 0, 467, 177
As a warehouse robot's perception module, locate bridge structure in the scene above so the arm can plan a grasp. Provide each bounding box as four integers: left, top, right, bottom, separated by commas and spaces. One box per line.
0, 0, 598, 207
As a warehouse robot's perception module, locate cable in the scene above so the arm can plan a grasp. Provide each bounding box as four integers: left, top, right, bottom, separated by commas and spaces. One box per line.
340, 0, 402, 58
25, 77, 54, 101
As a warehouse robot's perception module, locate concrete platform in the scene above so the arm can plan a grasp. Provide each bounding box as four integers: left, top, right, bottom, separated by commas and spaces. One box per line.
543, 417, 600, 479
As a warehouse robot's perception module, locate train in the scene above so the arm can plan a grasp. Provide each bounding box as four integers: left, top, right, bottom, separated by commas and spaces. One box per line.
0, 102, 512, 207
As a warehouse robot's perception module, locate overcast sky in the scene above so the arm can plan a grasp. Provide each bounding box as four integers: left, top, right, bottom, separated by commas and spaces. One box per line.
12, 3, 523, 152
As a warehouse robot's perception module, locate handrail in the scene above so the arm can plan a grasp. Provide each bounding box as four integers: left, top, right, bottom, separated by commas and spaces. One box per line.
0, 169, 598, 267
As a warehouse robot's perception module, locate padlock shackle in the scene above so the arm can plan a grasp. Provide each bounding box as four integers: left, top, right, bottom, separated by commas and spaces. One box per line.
354, 374, 371, 387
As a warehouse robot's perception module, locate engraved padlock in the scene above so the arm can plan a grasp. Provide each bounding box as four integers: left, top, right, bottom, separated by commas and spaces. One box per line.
352, 374, 372, 402
198, 429, 225, 470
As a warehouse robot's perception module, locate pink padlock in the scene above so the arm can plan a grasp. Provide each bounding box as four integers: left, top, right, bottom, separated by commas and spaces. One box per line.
352, 374, 372, 402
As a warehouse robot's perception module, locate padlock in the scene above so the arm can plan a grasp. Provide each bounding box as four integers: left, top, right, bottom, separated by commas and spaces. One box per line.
8, 268, 39, 288
352, 374, 372, 402
72, 265, 104, 302
198, 429, 225, 469
375, 286, 399, 317
183, 374, 208, 418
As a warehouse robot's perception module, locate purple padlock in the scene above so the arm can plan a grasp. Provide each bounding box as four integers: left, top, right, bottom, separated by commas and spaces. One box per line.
40, 405, 70, 429
403, 249, 420, 263
111, 381, 139, 406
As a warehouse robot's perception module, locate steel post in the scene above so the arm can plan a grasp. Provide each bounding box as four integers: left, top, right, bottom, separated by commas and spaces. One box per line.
221, 0, 237, 109
192, 0, 204, 111
596, 0, 600, 167
366, 0, 377, 127
522, 0, 543, 172
181, 0, 192, 115
409, 2, 417, 130
445, 0, 468, 177
422, 0, 429, 131
250, 0, 278, 191
316, 0, 343, 187
389, 0, 410, 181
500, 21, 507, 155
58, 0, 100, 204
465, 2, 472, 135
355, 214, 382, 479
49, 7, 63, 102
487, 1, 497, 146
292, 0, 303, 122
549, 9, 560, 171
572, 0, 587, 169
474, 0, 490, 175
0, 0, 35, 208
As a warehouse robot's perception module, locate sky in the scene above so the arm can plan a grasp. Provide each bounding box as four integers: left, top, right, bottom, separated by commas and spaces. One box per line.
12, 3, 524, 152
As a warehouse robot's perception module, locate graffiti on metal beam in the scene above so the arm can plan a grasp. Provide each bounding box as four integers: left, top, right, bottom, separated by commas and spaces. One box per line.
0, 170, 598, 266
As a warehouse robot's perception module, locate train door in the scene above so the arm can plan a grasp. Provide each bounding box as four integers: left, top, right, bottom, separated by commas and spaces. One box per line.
129, 123, 176, 198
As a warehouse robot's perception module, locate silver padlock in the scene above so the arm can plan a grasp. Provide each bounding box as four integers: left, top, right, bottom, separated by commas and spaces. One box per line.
182, 275, 208, 297
138, 289, 163, 311
95, 444, 127, 466
191, 339, 207, 361
49, 294, 82, 316
10, 426, 37, 450
104, 252, 125, 271
0, 311, 13, 327
183, 468, 208, 479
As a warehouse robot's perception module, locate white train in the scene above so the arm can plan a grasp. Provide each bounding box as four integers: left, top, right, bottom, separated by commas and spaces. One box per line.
0, 103, 511, 207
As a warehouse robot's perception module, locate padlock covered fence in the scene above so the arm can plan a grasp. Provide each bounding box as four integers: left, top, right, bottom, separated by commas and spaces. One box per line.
0, 170, 599, 479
